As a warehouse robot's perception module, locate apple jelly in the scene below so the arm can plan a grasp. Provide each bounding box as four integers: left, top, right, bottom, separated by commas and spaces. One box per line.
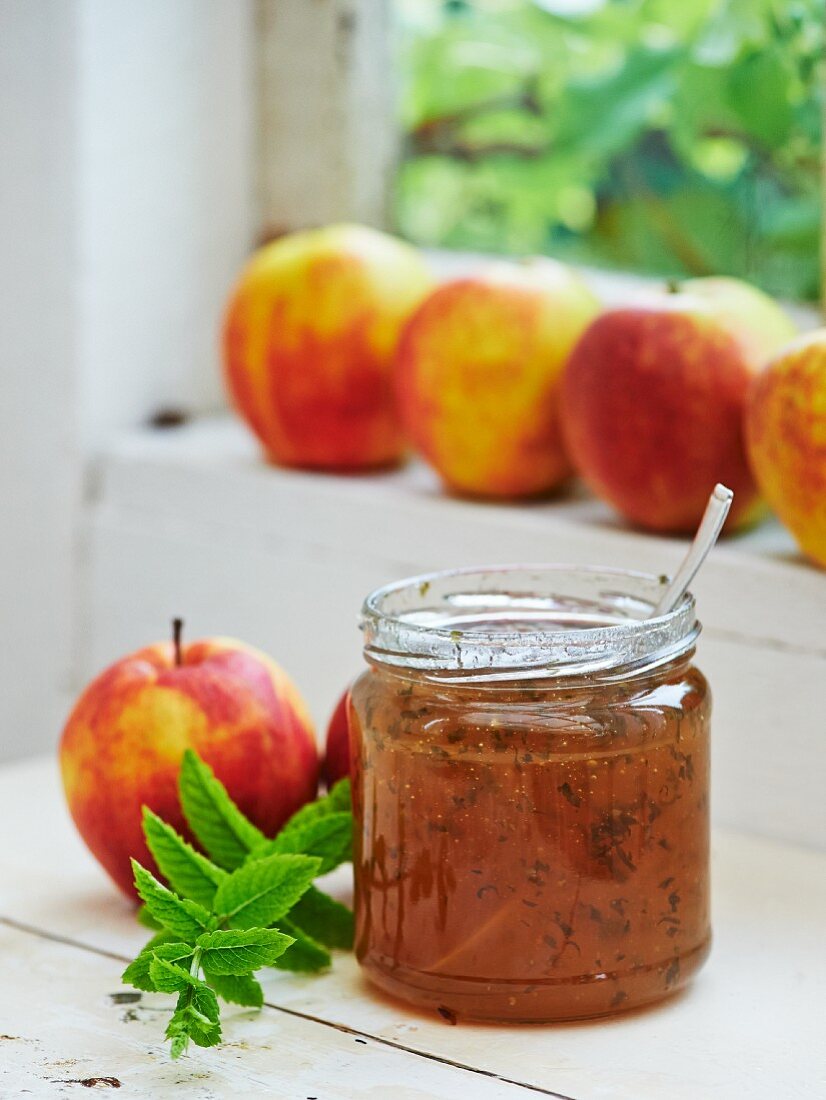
350, 566, 710, 1023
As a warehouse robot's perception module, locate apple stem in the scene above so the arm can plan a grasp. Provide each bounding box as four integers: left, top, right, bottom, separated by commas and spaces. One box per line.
172, 618, 184, 667
665, 279, 681, 294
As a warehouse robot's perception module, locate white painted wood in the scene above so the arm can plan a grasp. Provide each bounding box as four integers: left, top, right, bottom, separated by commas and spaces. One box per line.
0, 2, 257, 766
2, 755, 825, 1099
255, 0, 396, 234
0, 1, 82, 765
0, 927, 533, 1099
77, 0, 256, 445
81, 417, 826, 847
93, 419, 825, 652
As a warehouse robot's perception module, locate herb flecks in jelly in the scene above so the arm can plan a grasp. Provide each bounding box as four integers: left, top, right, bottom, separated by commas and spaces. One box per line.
350, 662, 711, 1021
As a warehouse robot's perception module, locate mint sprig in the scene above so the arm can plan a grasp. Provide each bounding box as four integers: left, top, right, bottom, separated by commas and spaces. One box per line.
289, 885, 355, 950
141, 808, 228, 906
178, 751, 267, 869
123, 750, 353, 1058
214, 852, 321, 929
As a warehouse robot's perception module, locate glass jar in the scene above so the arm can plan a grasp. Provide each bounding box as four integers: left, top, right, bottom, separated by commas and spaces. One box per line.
349, 566, 710, 1023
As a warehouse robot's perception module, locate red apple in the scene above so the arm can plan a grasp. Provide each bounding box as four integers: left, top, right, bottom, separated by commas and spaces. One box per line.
59, 624, 319, 898
322, 689, 351, 789
223, 224, 433, 471
396, 259, 599, 498
561, 278, 797, 533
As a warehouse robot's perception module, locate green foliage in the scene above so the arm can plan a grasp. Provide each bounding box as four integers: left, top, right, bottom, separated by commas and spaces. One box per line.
205, 973, 265, 1008
178, 749, 266, 870
121, 934, 183, 993
131, 860, 211, 940
289, 885, 355, 950
166, 985, 222, 1054
214, 854, 321, 930
142, 807, 227, 908
396, 0, 824, 299
196, 928, 295, 975
253, 777, 353, 875
274, 919, 332, 973
149, 956, 204, 994
287, 775, 352, 818
256, 813, 352, 876
136, 904, 163, 931
122, 756, 354, 1060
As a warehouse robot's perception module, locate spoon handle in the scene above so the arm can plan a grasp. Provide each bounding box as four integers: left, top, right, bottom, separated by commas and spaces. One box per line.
653, 484, 734, 617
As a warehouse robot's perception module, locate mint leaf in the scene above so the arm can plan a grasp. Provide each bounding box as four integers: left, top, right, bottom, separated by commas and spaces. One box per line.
122, 931, 173, 992
324, 777, 352, 813
275, 918, 331, 973
214, 853, 320, 930
142, 807, 227, 907
131, 860, 211, 940
289, 885, 354, 950
136, 904, 163, 931
122, 953, 158, 993
166, 985, 221, 1057
169, 1031, 188, 1061
279, 778, 351, 834
149, 956, 203, 994
178, 749, 265, 870
257, 779, 352, 873
184, 989, 221, 1049
197, 928, 294, 975
154, 941, 195, 960
123, 937, 196, 992
122, 755, 354, 1061
206, 973, 264, 1008
258, 813, 352, 875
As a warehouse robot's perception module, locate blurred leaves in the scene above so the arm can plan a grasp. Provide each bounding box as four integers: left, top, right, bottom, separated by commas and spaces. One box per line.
395, 0, 825, 299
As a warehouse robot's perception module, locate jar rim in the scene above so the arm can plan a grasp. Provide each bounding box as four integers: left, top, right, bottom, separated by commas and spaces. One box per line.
360, 564, 700, 681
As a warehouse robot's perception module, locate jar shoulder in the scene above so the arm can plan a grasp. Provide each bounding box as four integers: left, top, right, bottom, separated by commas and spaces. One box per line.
352, 664, 709, 710
351, 663, 710, 754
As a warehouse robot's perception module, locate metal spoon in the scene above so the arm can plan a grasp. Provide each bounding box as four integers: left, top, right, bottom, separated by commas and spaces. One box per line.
652, 484, 734, 617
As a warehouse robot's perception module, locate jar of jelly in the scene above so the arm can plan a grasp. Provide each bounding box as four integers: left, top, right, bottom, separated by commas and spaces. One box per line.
349, 566, 710, 1023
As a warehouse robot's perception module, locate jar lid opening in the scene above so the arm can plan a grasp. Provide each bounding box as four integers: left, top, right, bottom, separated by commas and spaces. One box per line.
360, 565, 700, 681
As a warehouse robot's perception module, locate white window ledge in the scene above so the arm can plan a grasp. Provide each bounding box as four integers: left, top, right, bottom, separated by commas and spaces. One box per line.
83, 415, 826, 851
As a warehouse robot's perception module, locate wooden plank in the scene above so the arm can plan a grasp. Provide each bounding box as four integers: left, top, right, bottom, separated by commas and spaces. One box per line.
2, 757, 825, 1100
700, 635, 824, 844
96, 417, 825, 652
0, 925, 543, 1100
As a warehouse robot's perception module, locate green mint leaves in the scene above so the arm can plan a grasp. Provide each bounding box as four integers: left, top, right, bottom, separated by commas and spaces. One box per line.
131, 860, 211, 940
289, 885, 355, 950
141, 808, 228, 906
196, 927, 295, 974
178, 750, 267, 869
214, 852, 321, 929
122, 750, 353, 1059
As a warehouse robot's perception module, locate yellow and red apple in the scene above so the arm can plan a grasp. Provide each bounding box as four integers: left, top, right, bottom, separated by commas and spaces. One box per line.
747, 329, 826, 567
59, 628, 319, 898
561, 277, 797, 534
223, 224, 433, 471
396, 259, 600, 499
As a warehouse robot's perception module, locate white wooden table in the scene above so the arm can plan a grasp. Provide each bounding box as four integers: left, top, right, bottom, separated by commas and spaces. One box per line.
2, 756, 825, 1099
